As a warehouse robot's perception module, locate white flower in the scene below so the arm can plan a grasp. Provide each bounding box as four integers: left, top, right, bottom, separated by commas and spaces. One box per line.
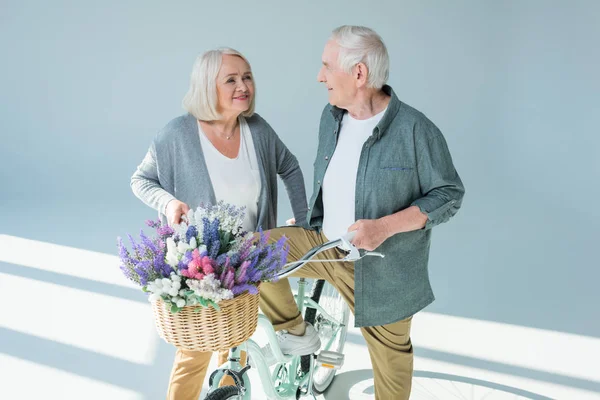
176, 298, 186, 308
177, 240, 192, 253
166, 253, 179, 267
168, 287, 179, 297
171, 274, 181, 282
179, 289, 186, 296
172, 281, 181, 290
186, 274, 234, 304
172, 220, 189, 240
166, 237, 177, 254
154, 279, 163, 289
189, 237, 197, 249
165, 238, 179, 267
162, 278, 172, 287
148, 293, 161, 303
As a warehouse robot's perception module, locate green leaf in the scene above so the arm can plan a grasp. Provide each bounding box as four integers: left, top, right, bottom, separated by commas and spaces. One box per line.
142, 286, 148, 293
209, 300, 221, 311
198, 297, 208, 307
170, 304, 180, 313
184, 290, 195, 297
193, 307, 202, 313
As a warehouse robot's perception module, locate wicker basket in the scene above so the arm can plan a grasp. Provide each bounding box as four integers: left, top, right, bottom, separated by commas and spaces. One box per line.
151, 290, 260, 351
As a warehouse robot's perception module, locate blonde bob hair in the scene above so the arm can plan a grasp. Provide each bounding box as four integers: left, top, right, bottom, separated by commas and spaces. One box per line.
182, 47, 255, 121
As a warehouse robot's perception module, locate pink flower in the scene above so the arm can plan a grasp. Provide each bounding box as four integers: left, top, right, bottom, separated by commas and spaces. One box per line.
184, 252, 215, 281
200, 256, 215, 275
184, 251, 207, 280
182, 267, 204, 280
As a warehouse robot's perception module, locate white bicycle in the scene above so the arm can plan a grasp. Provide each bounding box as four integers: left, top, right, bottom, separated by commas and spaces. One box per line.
203, 230, 383, 399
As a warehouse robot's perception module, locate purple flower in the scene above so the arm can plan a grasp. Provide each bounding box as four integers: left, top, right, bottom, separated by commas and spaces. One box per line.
177, 250, 193, 271
117, 237, 132, 263
186, 225, 198, 242
235, 260, 250, 284
202, 217, 221, 259
232, 283, 258, 296
119, 264, 136, 283
140, 230, 159, 257
134, 260, 151, 286
216, 253, 229, 268
157, 225, 175, 237
145, 219, 160, 228
127, 234, 143, 258
223, 267, 235, 290
248, 268, 263, 282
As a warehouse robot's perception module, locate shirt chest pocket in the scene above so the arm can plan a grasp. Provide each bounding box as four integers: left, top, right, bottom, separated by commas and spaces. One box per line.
366, 161, 420, 208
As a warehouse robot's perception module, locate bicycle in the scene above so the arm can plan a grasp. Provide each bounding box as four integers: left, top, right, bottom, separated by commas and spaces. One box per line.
203, 230, 384, 399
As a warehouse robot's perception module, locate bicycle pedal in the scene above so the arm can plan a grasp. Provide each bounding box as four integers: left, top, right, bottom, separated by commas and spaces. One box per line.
315, 351, 344, 369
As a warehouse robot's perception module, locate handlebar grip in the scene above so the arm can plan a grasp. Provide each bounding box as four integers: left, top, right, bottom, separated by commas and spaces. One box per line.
341, 230, 357, 243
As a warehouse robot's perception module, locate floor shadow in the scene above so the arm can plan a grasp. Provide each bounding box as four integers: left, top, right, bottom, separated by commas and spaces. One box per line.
322, 369, 554, 400
0, 261, 143, 302
0, 326, 173, 399
344, 331, 600, 394
412, 370, 554, 400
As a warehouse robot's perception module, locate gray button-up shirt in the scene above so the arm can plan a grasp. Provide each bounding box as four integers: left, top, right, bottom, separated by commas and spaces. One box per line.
307, 85, 465, 327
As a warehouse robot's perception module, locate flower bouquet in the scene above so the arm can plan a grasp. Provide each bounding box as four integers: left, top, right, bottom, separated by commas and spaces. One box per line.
117, 201, 289, 350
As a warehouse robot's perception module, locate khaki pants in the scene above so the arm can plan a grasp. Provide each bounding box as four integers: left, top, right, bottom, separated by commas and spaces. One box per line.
167, 227, 413, 400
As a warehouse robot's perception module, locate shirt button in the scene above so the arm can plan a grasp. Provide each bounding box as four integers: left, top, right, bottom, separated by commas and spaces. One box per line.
325, 156, 329, 160
317, 180, 321, 185
308, 206, 311, 211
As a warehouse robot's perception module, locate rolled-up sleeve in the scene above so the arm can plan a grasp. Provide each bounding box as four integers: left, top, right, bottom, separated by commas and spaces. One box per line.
410, 127, 465, 229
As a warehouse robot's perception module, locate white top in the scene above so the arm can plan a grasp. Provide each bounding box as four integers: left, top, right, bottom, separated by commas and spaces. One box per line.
198, 117, 261, 232
322, 108, 387, 240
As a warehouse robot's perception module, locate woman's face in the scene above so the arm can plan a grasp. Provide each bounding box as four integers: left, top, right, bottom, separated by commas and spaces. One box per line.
215, 54, 254, 118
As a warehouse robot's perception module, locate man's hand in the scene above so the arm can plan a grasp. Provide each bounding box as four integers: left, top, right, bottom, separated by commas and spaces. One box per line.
166, 200, 190, 226
347, 218, 392, 251
286, 217, 296, 226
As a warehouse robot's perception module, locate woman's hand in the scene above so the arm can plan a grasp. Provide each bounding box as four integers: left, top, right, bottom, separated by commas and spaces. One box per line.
166, 200, 190, 226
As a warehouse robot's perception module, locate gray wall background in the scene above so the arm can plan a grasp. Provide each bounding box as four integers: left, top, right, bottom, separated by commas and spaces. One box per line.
1, 0, 599, 396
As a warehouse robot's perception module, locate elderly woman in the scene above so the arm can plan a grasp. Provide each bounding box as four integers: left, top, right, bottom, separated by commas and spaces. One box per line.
131, 48, 308, 400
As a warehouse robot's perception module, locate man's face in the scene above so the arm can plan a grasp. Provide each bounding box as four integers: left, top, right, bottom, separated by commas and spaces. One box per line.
317, 40, 357, 108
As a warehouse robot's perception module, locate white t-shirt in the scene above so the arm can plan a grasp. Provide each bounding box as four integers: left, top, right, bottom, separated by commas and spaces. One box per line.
198, 117, 261, 232
322, 108, 387, 240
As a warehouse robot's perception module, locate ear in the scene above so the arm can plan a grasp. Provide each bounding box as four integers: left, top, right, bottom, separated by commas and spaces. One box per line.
354, 62, 369, 88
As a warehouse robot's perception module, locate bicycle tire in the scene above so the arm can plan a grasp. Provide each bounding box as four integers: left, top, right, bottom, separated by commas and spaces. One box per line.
204, 385, 241, 400
300, 279, 349, 394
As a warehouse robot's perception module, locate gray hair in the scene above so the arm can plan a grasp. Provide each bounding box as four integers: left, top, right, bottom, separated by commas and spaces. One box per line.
182, 47, 255, 121
331, 25, 389, 89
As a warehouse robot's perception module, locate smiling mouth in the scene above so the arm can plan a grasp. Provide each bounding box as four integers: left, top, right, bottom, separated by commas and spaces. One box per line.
234, 95, 249, 100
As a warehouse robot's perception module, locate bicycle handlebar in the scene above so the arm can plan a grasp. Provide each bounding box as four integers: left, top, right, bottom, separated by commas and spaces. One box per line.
273, 230, 384, 279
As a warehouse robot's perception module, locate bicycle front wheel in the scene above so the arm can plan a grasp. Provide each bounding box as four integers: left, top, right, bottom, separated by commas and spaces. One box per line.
301, 279, 350, 394
204, 385, 241, 400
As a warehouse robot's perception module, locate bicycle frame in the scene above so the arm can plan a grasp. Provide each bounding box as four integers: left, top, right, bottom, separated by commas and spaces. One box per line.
208, 280, 332, 399
206, 231, 382, 399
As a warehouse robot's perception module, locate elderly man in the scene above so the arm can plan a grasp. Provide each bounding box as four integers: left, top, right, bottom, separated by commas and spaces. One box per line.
259, 25, 465, 399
